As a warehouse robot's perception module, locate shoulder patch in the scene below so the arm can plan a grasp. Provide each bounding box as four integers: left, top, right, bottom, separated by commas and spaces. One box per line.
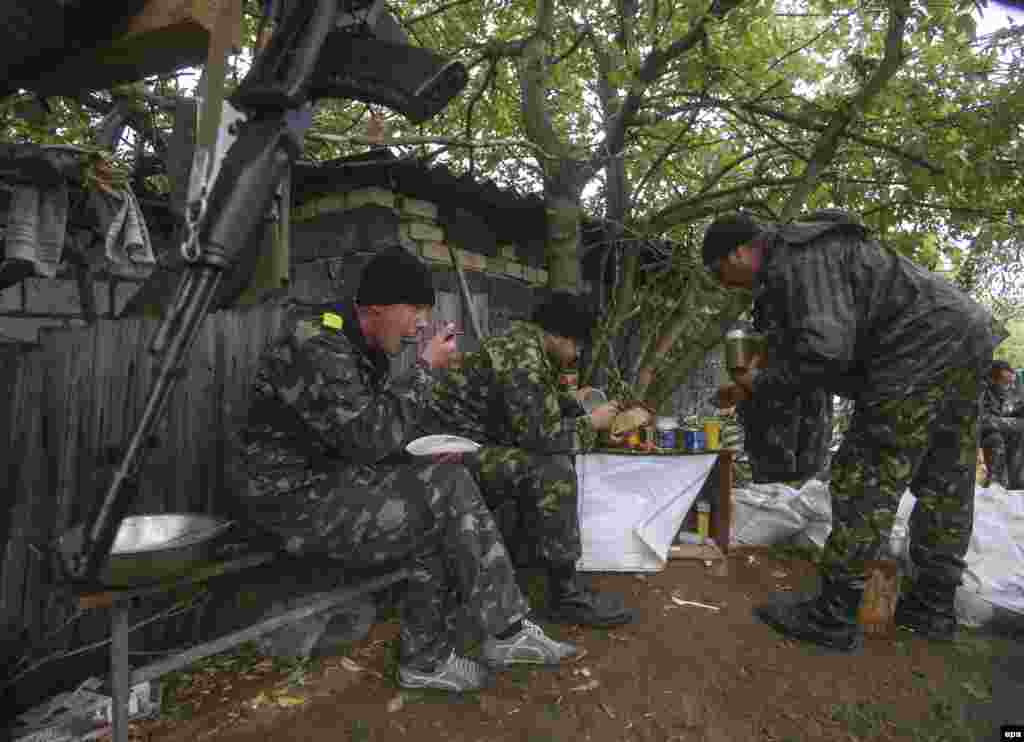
321, 312, 344, 330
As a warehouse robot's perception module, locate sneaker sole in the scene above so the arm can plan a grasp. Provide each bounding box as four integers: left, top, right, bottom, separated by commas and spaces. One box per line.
483, 653, 568, 670
397, 670, 491, 692
542, 608, 636, 627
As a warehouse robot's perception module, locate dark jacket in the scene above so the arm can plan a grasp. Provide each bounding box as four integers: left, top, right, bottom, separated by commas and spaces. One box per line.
750, 218, 999, 404
233, 300, 437, 500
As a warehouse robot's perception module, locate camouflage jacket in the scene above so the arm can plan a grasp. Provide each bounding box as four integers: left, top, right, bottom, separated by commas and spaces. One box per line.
736, 388, 833, 482
751, 219, 999, 404
426, 321, 595, 452
980, 379, 1024, 431
235, 301, 437, 497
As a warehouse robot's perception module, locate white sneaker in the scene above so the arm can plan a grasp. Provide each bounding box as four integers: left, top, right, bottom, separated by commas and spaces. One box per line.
481, 619, 579, 669
398, 652, 490, 692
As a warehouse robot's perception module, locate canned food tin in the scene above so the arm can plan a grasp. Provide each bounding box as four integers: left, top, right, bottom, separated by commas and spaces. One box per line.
657, 428, 676, 449
694, 430, 706, 451
683, 429, 699, 451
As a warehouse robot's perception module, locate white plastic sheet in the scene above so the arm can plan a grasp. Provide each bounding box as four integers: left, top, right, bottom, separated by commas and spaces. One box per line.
730, 479, 1024, 626
955, 484, 1024, 625
575, 453, 718, 572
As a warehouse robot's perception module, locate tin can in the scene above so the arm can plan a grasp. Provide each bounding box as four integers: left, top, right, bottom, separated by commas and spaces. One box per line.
694, 430, 706, 451
655, 417, 678, 449
683, 429, 699, 452
703, 419, 722, 450
626, 430, 641, 448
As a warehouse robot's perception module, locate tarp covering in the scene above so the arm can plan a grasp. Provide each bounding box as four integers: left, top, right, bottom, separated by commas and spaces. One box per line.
576, 453, 718, 572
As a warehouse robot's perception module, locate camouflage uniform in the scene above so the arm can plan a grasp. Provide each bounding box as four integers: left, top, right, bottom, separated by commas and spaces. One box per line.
978, 378, 1024, 487
736, 389, 833, 486
750, 218, 999, 597
232, 301, 528, 669
426, 321, 593, 567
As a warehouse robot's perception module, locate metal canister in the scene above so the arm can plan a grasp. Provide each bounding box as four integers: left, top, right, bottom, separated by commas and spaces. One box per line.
683, 429, 699, 452
693, 430, 706, 451
655, 417, 678, 449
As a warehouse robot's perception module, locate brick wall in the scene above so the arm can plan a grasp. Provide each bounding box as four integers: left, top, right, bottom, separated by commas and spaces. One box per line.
0, 274, 144, 345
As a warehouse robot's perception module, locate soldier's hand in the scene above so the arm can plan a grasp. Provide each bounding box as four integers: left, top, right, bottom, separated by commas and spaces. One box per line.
574, 386, 597, 403
420, 322, 459, 369
716, 384, 750, 408
588, 401, 622, 431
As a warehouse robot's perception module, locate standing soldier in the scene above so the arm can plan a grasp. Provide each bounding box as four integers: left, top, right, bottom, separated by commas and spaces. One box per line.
702, 211, 1000, 649
979, 359, 1024, 488
232, 246, 577, 693
717, 325, 833, 486
427, 291, 640, 627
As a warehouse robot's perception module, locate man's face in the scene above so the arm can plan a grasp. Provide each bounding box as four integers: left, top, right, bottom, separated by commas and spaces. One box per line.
548, 334, 580, 369
713, 244, 757, 290
367, 304, 430, 355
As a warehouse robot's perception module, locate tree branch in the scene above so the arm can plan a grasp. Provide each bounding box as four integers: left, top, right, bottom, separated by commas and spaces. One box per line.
306, 131, 558, 159
780, 0, 912, 220
604, 0, 746, 158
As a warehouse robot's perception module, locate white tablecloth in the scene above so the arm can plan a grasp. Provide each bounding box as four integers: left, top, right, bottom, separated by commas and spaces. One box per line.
575, 453, 718, 572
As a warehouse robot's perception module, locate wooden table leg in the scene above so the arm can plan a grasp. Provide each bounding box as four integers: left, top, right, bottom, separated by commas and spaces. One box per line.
711, 450, 733, 555
110, 599, 131, 742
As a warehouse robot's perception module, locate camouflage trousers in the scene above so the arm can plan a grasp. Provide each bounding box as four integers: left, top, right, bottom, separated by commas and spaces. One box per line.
822, 365, 982, 588
980, 417, 1024, 487
464, 448, 581, 567
740, 389, 833, 484
242, 460, 527, 669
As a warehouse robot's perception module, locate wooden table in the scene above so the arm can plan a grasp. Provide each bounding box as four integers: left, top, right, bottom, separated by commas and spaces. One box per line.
576, 448, 734, 571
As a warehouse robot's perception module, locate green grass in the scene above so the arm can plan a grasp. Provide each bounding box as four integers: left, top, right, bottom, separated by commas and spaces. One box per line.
829, 629, 1003, 742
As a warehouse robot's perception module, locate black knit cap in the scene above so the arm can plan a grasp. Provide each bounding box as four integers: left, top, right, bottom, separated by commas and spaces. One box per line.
531, 291, 596, 341
356, 245, 436, 307
702, 213, 763, 270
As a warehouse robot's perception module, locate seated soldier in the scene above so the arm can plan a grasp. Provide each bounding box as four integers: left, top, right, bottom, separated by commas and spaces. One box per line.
232, 246, 577, 693
980, 359, 1024, 488
427, 291, 640, 627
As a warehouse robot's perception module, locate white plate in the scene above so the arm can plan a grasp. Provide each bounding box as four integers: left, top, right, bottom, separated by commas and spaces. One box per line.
406, 434, 482, 456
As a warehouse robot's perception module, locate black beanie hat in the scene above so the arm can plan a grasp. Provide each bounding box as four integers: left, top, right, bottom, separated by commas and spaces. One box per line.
531, 291, 596, 341
356, 245, 436, 307
702, 213, 763, 270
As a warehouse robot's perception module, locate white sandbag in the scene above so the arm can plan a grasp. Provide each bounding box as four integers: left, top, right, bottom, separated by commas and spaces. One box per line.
956, 484, 1024, 625
730, 482, 804, 546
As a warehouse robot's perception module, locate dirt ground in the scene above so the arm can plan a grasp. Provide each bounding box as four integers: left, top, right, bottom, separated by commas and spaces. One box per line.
132, 549, 1020, 742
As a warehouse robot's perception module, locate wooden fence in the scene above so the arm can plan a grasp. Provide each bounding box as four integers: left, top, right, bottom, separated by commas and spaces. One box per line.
0, 302, 285, 708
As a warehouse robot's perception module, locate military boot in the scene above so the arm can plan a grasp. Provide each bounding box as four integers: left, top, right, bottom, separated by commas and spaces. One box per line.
544, 563, 635, 627
754, 578, 864, 652
894, 577, 958, 641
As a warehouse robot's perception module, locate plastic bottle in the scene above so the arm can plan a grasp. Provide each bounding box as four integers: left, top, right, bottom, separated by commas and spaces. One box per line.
696, 500, 711, 540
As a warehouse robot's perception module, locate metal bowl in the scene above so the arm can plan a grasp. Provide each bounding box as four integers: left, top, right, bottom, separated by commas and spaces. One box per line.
57, 514, 235, 588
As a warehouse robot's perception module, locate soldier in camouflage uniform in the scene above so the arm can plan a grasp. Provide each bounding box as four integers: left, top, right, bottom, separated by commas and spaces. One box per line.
232, 247, 578, 693
426, 292, 637, 627
703, 211, 1000, 649
979, 359, 1024, 488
